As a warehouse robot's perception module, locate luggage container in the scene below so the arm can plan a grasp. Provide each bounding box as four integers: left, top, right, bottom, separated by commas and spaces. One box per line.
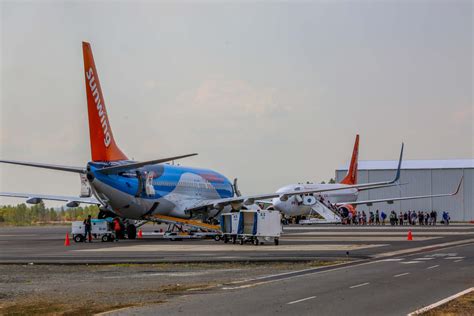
220, 212, 240, 243
221, 210, 282, 245
71, 219, 114, 242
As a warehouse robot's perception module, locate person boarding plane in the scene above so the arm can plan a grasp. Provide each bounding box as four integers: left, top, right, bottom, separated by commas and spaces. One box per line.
271, 135, 463, 218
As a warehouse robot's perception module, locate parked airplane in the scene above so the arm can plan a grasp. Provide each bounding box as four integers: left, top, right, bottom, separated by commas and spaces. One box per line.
0, 42, 410, 236
271, 135, 463, 217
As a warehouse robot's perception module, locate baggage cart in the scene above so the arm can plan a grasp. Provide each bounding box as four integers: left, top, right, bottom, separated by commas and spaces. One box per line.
221, 210, 282, 245
220, 212, 240, 244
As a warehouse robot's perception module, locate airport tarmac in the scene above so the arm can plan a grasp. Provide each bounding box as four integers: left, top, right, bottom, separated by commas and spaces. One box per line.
117, 243, 474, 316
0, 224, 473, 264
1, 224, 473, 315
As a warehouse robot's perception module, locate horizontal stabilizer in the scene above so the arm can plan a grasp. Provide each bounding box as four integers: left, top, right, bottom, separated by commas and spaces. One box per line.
0, 160, 86, 174
98, 153, 198, 174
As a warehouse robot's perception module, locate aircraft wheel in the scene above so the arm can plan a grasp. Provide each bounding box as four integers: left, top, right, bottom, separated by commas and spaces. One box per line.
74, 234, 84, 243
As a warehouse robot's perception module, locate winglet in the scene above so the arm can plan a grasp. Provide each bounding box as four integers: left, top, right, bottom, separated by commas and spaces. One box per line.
393, 143, 404, 183
451, 176, 463, 195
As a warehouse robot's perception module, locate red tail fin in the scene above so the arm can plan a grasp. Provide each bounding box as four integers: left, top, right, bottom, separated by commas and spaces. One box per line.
340, 134, 359, 185
82, 42, 127, 162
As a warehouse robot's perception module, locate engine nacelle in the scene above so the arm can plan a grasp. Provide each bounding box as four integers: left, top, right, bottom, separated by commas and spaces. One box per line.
302, 195, 317, 206
337, 204, 356, 218
26, 197, 42, 204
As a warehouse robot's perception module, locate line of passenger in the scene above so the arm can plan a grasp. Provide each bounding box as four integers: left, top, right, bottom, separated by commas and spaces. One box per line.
343, 210, 451, 226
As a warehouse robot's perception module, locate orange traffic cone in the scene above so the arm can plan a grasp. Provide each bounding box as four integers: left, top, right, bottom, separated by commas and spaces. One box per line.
138, 229, 143, 239
64, 233, 70, 246
407, 230, 413, 241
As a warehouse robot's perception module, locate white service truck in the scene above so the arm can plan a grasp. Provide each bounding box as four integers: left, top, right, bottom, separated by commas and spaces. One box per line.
71, 219, 114, 242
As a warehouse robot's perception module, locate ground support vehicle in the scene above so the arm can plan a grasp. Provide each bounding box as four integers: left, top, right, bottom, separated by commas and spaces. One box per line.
71, 218, 114, 242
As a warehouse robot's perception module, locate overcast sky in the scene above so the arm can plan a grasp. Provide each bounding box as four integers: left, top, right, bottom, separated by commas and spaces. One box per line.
1, 0, 472, 206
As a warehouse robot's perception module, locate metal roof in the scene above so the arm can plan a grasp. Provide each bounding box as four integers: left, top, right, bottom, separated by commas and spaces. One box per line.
337, 159, 474, 171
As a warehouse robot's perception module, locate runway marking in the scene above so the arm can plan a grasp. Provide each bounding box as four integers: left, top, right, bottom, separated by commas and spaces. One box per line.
349, 282, 370, 289
413, 257, 434, 261
224, 243, 469, 291
444, 256, 465, 260
400, 261, 421, 264
282, 237, 440, 242
393, 272, 410, 278
408, 287, 474, 315
377, 258, 404, 262
454, 259, 463, 263
427, 253, 457, 257
287, 296, 316, 305
373, 238, 474, 259
427, 265, 440, 269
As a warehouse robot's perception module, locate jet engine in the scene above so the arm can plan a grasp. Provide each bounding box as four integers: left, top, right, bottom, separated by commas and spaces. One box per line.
302, 195, 317, 206
337, 204, 356, 218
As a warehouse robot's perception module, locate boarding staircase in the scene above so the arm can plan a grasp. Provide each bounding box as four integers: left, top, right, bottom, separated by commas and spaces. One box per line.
309, 200, 342, 224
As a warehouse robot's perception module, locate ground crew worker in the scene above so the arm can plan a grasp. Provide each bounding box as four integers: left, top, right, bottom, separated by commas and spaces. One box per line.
84, 215, 92, 242
113, 217, 122, 241
375, 210, 380, 225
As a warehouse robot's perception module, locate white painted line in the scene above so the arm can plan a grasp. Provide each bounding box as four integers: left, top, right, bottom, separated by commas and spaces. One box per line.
413, 257, 435, 261
401, 261, 421, 264
373, 238, 474, 259
378, 258, 405, 262
454, 259, 462, 263
408, 287, 474, 315
426, 265, 440, 269
349, 282, 370, 289
287, 296, 316, 305
444, 256, 465, 260
394, 272, 410, 278
227, 260, 357, 285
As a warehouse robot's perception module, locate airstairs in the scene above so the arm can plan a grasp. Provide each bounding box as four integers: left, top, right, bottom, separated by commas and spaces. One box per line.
308, 200, 342, 224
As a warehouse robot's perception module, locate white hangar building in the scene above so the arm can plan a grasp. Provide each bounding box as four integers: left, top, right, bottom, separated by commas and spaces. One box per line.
335, 159, 474, 222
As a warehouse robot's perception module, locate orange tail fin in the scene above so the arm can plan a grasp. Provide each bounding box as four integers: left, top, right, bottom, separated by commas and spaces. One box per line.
340, 134, 359, 185
82, 42, 128, 162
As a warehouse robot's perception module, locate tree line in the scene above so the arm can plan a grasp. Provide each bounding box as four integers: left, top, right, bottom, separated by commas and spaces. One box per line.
0, 202, 99, 225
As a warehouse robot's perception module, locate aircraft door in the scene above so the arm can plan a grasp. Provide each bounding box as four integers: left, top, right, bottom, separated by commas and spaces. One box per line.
79, 173, 92, 197
145, 172, 156, 196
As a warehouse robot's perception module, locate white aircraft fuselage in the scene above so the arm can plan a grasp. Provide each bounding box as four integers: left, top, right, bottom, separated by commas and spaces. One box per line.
273, 183, 358, 216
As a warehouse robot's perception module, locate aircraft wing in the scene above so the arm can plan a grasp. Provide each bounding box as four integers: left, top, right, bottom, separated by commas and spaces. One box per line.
0, 159, 86, 173
0, 192, 100, 207
336, 177, 463, 207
